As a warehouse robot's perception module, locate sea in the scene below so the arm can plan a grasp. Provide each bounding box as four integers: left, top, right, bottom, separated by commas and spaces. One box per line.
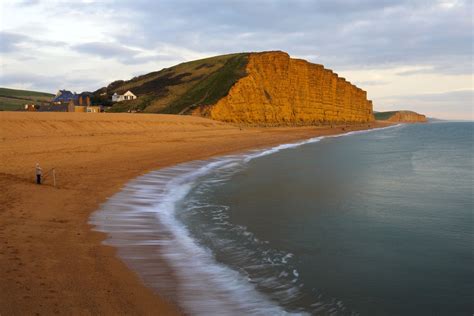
91, 122, 473, 315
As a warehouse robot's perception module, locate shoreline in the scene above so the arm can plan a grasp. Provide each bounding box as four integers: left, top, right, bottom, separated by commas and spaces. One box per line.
0, 112, 393, 314
91, 122, 404, 314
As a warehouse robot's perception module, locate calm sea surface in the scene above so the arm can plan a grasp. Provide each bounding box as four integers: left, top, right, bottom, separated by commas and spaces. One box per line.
92, 122, 473, 315
176, 122, 473, 315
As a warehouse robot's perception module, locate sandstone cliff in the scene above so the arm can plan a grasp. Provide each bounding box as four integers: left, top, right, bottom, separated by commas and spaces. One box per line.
98, 51, 376, 125
375, 111, 427, 123
201, 51, 374, 125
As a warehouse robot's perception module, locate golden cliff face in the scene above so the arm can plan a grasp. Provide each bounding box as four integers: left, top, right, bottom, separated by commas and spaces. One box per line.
205, 51, 374, 125
385, 111, 427, 123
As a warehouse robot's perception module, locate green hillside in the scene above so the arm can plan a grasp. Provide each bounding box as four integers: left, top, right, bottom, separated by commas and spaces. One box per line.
93, 53, 249, 113
0, 87, 54, 111
374, 111, 399, 120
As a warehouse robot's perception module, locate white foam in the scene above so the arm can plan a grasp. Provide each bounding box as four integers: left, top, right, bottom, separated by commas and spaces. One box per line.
244, 137, 323, 162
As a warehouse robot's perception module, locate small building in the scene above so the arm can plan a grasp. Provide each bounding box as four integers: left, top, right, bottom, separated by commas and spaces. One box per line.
52, 90, 77, 104
24, 104, 37, 111
68, 93, 97, 112
112, 90, 137, 102
42, 89, 102, 112
86, 106, 101, 113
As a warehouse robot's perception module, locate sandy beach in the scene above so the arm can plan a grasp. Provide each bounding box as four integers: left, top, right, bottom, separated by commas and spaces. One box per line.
0, 112, 392, 314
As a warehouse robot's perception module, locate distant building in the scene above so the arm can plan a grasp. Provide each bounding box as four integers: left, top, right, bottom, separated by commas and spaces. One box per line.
52, 90, 94, 105
68, 93, 91, 108
24, 104, 37, 111
112, 90, 137, 102
34, 89, 102, 112
52, 90, 77, 103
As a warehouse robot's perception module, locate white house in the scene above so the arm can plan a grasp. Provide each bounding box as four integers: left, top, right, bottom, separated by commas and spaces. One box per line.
112, 90, 137, 102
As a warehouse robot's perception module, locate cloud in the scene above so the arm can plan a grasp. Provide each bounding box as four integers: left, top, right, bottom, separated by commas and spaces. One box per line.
355, 80, 390, 86
397, 62, 473, 76
73, 42, 140, 59
377, 89, 473, 120
0, 31, 65, 53
72, 41, 179, 64
383, 89, 473, 103
0, 31, 27, 53
15, 0, 40, 6
110, 0, 471, 70
0, 72, 100, 93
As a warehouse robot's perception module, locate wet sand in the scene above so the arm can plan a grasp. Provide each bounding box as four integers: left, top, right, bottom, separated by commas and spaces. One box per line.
0, 112, 392, 314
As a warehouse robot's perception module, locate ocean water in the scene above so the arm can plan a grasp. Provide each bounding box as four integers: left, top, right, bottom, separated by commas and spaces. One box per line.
91, 122, 473, 315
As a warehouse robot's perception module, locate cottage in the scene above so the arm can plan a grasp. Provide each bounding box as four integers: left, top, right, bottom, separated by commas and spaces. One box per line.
112, 90, 137, 102
44, 89, 102, 112
52, 90, 77, 103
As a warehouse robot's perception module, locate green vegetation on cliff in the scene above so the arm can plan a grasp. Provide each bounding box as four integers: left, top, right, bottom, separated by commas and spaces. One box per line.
164, 54, 248, 114
374, 111, 399, 120
0, 87, 54, 111
95, 53, 249, 113
375, 110, 427, 122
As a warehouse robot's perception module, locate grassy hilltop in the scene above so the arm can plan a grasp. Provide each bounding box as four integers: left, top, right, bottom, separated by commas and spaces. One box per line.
375, 110, 427, 122
0, 87, 54, 111
93, 53, 249, 114
374, 111, 400, 120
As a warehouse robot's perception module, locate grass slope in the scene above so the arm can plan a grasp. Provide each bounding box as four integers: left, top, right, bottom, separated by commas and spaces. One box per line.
0, 87, 54, 111
96, 53, 249, 114
374, 111, 398, 120
375, 110, 423, 120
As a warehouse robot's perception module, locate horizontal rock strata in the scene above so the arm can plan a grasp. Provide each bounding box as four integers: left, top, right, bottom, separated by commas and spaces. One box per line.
204, 51, 374, 125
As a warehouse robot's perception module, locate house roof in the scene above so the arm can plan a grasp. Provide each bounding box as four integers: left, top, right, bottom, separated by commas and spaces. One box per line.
52, 90, 77, 102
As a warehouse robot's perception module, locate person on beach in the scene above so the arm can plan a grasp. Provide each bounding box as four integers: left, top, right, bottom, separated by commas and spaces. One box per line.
36, 163, 42, 184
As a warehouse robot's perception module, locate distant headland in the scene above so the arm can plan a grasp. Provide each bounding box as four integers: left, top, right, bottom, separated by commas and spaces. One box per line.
375, 110, 427, 123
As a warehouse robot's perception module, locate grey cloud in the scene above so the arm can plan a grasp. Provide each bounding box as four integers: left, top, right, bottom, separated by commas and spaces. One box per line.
382, 89, 474, 103
397, 68, 438, 76
397, 62, 473, 76
377, 89, 473, 119
15, 0, 40, 6
0, 72, 100, 93
355, 80, 390, 86
0, 32, 28, 53
73, 42, 140, 59
0, 31, 65, 53
72, 42, 178, 64
7, 0, 471, 75
106, 0, 472, 75
129, 54, 182, 65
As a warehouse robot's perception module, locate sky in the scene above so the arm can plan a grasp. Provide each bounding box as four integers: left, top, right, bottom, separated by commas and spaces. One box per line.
0, 0, 472, 119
